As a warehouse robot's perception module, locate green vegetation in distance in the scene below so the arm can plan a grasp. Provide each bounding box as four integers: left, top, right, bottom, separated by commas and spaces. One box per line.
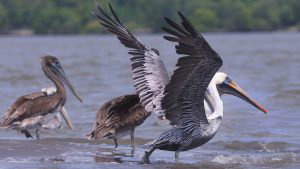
0, 0, 300, 34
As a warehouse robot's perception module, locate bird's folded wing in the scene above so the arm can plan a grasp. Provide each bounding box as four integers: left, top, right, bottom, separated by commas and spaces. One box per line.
0, 92, 58, 126
92, 94, 148, 138
106, 94, 149, 128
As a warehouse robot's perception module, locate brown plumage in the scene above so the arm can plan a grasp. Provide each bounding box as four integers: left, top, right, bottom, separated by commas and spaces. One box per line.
87, 94, 150, 156
0, 92, 48, 138
1, 93, 61, 127
0, 56, 82, 139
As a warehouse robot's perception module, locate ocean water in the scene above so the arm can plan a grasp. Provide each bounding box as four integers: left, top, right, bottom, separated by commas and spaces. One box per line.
0, 33, 299, 169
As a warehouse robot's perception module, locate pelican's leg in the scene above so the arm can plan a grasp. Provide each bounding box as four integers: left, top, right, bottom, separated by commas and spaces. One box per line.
114, 138, 118, 149
130, 128, 135, 157
21, 130, 33, 138
175, 150, 181, 163
141, 147, 156, 164
112, 138, 120, 155
35, 128, 40, 140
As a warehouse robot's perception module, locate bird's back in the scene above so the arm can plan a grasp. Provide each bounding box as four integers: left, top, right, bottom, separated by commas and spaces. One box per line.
0, 92, 61, 127
88, 94, 150, 140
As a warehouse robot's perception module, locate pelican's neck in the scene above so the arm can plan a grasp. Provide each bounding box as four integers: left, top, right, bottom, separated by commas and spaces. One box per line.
206, 83, 223, 120
42, 65, 66, 105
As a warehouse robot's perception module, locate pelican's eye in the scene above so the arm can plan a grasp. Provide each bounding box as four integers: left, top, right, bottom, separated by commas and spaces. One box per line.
51, 60, 61, 68
224, 76, 231, 84
54, 60, 59, 65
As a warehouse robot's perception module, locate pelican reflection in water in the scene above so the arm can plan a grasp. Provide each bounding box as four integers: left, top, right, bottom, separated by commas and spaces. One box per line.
92, 3, 267, 163
0, 56, 82, 139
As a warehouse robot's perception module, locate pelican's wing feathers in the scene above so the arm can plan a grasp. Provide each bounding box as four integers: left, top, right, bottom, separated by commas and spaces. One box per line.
94, 3, 170, 118
0, 92, 60, 127
161, 12, 223, 130
90, 94, 150, 139
106, 94, 150, 129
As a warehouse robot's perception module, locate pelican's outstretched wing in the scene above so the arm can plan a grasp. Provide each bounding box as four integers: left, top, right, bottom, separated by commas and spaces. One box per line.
161, 12, 223, 130
94, 3, 170, 118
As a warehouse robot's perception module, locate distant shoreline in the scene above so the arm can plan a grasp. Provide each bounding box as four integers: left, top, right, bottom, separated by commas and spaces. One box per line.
1, 28, 299, 36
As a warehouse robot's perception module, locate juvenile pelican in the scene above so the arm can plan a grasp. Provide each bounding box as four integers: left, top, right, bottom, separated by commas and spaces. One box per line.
86, 5, 152, 156
0, 56, 82, 139
87, 94, 149, 156
41, 87, 73, 130
93, 4, 267, 163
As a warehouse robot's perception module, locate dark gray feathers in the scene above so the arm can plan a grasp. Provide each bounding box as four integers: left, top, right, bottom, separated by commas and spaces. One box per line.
161, 12, 223, 130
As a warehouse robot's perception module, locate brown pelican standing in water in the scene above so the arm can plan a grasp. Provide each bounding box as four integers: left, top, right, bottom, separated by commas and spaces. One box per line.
87, 94, 150, 156
41, 87, 73, 130
93, 4, 267, 163
86, 4, 153, 157
0, 56, 82, 139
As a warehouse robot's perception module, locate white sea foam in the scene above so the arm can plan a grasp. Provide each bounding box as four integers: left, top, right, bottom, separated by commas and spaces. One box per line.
211, 152, 298, 166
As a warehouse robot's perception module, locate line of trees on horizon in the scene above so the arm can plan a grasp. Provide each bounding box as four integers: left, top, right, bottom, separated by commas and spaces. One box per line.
0, 0, 300, 34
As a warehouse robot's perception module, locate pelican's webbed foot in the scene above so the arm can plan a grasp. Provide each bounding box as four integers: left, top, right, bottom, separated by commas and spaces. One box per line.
140, 147, 156, 164
21, 130, 33, 138
141, 152, 150, 164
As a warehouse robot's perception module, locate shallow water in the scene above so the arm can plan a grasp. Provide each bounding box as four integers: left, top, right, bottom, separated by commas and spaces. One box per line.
0, 33, 300, 169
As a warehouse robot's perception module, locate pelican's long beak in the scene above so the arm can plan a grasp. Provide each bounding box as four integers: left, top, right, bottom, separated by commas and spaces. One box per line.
219, 79, 267, 114
54, 66, 83, 103
60, 107, 74, 129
